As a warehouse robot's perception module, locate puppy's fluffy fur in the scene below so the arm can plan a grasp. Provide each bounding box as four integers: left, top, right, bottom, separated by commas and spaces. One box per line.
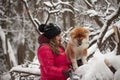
66, 27, 89, 70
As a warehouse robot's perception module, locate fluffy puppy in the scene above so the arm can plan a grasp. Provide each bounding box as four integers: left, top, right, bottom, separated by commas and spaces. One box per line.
66, 27, 89, 70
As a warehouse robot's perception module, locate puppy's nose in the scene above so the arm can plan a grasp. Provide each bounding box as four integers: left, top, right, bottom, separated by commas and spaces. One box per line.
77, 41, 82, 47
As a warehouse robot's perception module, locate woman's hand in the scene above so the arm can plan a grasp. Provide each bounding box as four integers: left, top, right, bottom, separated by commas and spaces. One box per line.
62, 69, 72, 78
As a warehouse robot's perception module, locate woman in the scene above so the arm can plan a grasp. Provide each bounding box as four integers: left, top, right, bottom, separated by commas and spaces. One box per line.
37, 23, 71, 80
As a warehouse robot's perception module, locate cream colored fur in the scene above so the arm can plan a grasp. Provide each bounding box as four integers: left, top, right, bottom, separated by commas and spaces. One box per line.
66, 27, 89, 70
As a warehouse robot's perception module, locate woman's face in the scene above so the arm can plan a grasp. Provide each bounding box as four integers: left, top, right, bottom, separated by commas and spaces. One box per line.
55, 34, 61, 45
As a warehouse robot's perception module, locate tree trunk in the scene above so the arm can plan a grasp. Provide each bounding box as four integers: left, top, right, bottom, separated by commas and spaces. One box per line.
69, 0, 75, 28
5, 34, 11, 70
62, 0, 67, 30
17, 43, 26, 65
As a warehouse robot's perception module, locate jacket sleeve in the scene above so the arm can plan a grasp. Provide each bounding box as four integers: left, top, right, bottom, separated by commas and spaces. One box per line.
37, 45, 64, 77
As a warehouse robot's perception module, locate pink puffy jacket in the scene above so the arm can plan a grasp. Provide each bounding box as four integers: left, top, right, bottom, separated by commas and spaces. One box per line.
37, 44, 71, 80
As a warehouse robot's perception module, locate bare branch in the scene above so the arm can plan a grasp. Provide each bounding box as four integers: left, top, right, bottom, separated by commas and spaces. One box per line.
22, 0, 40, 35
93, 16, 103, 27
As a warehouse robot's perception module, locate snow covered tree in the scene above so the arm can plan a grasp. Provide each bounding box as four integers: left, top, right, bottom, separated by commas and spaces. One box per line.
74, 0, 120, 56
0, 0, 120, 80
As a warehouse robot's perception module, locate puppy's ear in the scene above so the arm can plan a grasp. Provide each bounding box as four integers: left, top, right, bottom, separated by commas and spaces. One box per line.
69, 31, 76, 39
85, 29, 90, 35
69, 28, 75, 37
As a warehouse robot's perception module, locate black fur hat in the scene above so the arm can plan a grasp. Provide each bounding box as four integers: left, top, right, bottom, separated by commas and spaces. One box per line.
39, 23, 61, 39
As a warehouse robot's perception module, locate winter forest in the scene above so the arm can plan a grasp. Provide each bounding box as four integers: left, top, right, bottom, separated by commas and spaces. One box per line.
0, 0, 120, 80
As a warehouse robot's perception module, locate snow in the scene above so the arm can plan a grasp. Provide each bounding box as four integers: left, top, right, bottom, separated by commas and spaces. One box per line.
84, 0, 93, 7
102, 28, 114, 43
45, 7, 74, 14
86, 10, 98, 17
60, 8, 73, 13
9, 61, 40, 80
83, 9, 99, 17
0, 72, 11, 80
91, 0, 98, 4
88, 43, 97, 56
114, 20, 120, 27
8, 39, 18, 66
0, 26, 6, 54
10, 65, 40, 75
61, 27, 73, 44
43, 0, 71, 8
9, 46, 120, 80
43, 2, 53, 7
43, 0, 74, 14
1, 0, 120, 80
0, 9, 4, 15
89, 35, 98, 44
104, 53, 120, 70
74, 49, 120, 80
36, 0, 41, 5
114, 69, 120, 80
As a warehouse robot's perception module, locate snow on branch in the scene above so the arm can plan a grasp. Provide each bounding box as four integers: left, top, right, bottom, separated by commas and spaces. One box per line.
76, 49, 120, 80
43, 0, 75, 13
76, 49, 116, 80
97, 5, 120, 49
102, 28, 114, 43
8, 39, 18, 66
43, 0, 75, 24
89, 35, 98, 47
88, 26, 119, 58
84, 0, 93, 8
22, 0, 40, 35
90, 0, 98, 4
0, 26, 6, 54
44, 1, 53, 7
61, 27, 73, 44
0, 26, 18, 68
85, 9, 98, 17
105, 0, 111, 7
44, 0, 72, 9
88, 43, 98, 57
60, 27, 73, 47
10, 65, 40, 76
44, 8, 73, 14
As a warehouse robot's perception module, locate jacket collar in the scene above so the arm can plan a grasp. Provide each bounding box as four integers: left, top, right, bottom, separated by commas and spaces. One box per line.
38, 34, 50, 45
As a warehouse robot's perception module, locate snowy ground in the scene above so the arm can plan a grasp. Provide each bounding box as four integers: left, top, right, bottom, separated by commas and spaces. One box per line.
0, 72, 11, 80
9, 49, 119, 80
